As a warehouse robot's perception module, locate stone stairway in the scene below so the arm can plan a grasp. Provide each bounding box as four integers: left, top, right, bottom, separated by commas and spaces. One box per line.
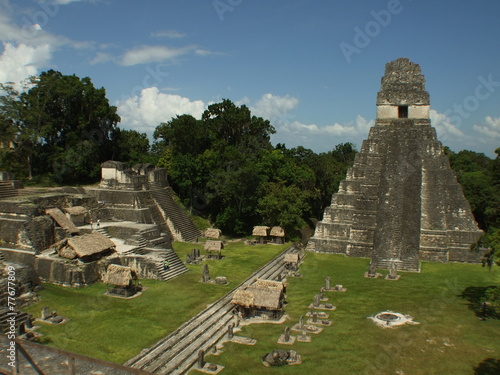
148, 183, 201, 242
154, 249, 189, 281
123, 232, 149, 255
0, 307, 29, 334
373, 257, 420, 272
0, 182, 18, 199
126, 246, 299, 374
94, 227, 112, 238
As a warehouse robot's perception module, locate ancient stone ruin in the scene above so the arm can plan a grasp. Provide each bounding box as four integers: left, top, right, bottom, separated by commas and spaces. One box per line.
0, 162, 197, 287
307, 58, 484, 271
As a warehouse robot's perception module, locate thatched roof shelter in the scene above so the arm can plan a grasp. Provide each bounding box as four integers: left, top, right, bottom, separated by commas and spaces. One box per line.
102, 264, 136, 286
204, 240, 224, 251
232, 279, 285, 310
46, 208, 79, 234
63, 206, 88, 216
252, 226, 270, 237
284, 253, 300, 264
270, 226, 285, 237
232, 286, 282, 310
67, 232, 115, 258
205, 228, 222, 239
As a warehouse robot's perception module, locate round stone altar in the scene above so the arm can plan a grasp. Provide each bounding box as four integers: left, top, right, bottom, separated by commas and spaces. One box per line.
368, 311, 418, 328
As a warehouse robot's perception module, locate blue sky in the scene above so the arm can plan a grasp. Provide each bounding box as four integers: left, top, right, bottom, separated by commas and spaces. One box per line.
1, 0, 499, 157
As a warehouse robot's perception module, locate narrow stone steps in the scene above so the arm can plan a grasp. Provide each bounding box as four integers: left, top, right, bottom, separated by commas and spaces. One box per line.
126, 246, 299, 374
94, 227, 112, 238
147, 184, 200, 242
154, 249, 189, 281
0, 308, 29, 334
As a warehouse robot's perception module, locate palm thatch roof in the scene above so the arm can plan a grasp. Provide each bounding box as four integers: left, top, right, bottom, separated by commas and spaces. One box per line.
270, 226, 285, 237
284, 253, 300, 263
232, 290, 255, 307
205, 228, 222, 239
46, 208, 79, 234
102, 264, 136, 286
253, 279, 286, 291
204, 240, 224, 251
63, 206, 88, 216
232, 286, 283, 310
252, 226, 270, 237
67, 232, 116, 258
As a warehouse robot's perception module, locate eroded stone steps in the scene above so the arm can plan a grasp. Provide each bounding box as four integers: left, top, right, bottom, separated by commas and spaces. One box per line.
147, 184, 200, 242
127, 246, 299, 374
154, 249, 189, 281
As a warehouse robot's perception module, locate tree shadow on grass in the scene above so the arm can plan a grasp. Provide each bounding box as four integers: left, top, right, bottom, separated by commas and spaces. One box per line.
473, 358, 500, 375
459, 286, 500, 320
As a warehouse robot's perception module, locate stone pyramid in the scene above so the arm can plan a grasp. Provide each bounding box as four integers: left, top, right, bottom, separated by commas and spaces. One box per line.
307, 58, 483, 272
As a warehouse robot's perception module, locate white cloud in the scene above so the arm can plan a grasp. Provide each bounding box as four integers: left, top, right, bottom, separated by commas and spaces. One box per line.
116, 87, 206, 133
89, 51, 113, 65
151, 30, 185, 39
250, 93, 299, 125
120, 45, 193, 66
280, 115, 373, 137
429, 109, 465, 142
473, 116, 500, 139
272, 115, 373, 151
0, 42, 51, 88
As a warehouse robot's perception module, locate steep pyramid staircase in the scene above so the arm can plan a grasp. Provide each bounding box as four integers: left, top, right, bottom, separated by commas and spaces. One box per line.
372, 256, 421, 272
147, 183, 201, 242
154, 249, 189, 281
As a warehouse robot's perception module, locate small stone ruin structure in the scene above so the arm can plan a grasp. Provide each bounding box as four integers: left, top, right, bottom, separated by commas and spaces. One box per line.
270, 226, 285, 244
204, 240, 224, 259
232, 279, 285, 320
284, 253, 300, 272
252, 226, 270, 244
307, 58, 485, 271
262, 349, 301, 367
102, 264, 141, 297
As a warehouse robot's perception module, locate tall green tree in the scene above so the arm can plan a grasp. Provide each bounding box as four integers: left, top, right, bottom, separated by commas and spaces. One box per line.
0, 70, 120, 183
112, 128, 151, 166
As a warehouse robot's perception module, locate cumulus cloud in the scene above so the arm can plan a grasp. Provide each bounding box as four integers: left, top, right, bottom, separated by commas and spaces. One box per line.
116, 87, 206, 133
250, 93, 299, 125
0, 42, 51, 88
280, 115, 373, 137
89, 51, 113, 65
429, 109, 465, 142
120, 45, 194, 66
473, 116, 500, 139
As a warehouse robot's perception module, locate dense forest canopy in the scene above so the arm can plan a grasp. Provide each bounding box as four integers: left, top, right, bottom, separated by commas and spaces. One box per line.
0, 71, 498, 250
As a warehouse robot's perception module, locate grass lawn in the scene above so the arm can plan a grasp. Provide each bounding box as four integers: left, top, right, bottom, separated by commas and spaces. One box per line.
24, 241, 289, 364
202, 253, 500, 375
